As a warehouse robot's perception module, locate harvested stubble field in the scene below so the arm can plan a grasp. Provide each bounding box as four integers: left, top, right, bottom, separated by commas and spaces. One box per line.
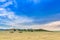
0, 31, 60, 40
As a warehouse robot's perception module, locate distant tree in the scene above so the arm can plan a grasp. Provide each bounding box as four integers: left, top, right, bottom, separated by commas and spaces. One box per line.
10, 28, 16, 33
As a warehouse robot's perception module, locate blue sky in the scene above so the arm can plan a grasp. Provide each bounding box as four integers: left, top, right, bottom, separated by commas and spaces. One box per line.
11, 0, 60, 19
14, 0, 60, 23
0, 0, 60, 30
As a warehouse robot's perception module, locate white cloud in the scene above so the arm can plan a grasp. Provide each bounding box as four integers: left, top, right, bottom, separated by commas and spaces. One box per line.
0, 8, 34, 29
0, 0, 6, 2
41, 21, 60, 31
9, 21, 60, 31
12, 0, 18, 8
0, 0, 17, 8
27, 0, 40, 4
1, 1, 12, 7
32, 0, 40, 4
28, 21, 60, 31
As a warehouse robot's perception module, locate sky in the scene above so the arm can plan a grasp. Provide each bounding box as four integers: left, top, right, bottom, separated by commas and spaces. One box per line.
0, 0, 60, 31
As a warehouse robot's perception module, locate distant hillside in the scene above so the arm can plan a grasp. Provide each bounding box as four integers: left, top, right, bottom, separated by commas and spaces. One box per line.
0, 29, 6, 31
32, 29, 50, 32
0, 29, 50, 32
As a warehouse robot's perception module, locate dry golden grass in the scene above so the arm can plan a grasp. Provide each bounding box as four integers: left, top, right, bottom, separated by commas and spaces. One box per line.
0, 31, 60, 40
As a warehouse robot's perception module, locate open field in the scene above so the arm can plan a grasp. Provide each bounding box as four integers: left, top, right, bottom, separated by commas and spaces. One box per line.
0, 31, 60, 40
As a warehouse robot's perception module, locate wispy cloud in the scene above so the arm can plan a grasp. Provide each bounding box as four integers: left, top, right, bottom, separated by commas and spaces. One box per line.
0, 0, 6, 2
0, 8, 34, 29
34, 13, 60, 24
32, 0, 41, 4
0, 0, 17, 8
0, 0, 34, 29
41, 21, 60, 31
26, 21, 60, 31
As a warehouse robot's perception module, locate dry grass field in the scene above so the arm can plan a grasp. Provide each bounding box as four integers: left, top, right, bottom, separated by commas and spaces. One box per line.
0, 31, 60, 40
